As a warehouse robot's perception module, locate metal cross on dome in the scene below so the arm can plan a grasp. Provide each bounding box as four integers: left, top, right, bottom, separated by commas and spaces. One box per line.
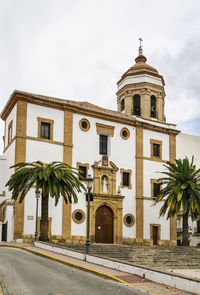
139, 38, 143, 48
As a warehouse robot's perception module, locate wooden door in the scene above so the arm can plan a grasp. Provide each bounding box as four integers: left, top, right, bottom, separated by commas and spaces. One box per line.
153, 226, 158, 245
95, 206, 113, 243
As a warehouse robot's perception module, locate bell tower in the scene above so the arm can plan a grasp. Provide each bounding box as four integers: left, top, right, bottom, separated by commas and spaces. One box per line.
117, 40, 166, 122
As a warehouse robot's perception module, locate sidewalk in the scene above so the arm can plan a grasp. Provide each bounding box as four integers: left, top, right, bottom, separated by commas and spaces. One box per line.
0, 242, 196, 295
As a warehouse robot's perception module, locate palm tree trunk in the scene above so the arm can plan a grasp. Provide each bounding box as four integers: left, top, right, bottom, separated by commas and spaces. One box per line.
182, 213, 189, 246
39, 193, 49, 241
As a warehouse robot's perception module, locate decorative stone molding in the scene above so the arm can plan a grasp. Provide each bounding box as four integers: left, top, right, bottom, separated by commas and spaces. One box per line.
96, 123, 115, 137
124, 214, 135, 227
120, 168, 132, 189
120, 127, 130, 140
79, 118, 90, 132
37, 117, 54, 141
150, 178, 162, 199
72, 209, 85, 224
150, 139, 162, 160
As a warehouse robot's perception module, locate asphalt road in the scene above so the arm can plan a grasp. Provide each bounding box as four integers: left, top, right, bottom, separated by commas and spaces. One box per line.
0, 247, 145, 295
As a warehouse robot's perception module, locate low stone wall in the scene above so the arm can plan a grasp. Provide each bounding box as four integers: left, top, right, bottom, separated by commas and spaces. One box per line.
34, 241, 200, 295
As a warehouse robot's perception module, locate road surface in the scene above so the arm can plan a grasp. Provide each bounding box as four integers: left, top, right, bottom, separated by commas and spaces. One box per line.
0, 247, 145, 295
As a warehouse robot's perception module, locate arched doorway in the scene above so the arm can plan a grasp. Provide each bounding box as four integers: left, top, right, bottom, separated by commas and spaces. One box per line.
95, 205, 113, 243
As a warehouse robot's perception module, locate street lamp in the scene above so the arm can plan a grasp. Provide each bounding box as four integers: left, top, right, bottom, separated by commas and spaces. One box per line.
85, 175, 93, 255
35, 190, 40, 241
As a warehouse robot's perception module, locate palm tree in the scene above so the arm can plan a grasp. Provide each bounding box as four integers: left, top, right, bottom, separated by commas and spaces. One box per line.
6, 161, 85, 241
153, 157, 200, 246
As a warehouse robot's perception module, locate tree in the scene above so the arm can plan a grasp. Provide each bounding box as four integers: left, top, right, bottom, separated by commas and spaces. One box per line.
153, 157, 200, 246
6, 161, 85, 241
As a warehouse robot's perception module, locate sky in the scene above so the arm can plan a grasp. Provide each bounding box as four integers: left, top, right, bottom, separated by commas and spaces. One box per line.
0, 0, 200, 153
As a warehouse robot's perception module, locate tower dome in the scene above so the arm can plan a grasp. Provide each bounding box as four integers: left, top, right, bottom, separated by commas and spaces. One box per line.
117, 41, 165, 122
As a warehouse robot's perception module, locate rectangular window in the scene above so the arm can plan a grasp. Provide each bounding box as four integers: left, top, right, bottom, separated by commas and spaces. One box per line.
150, 139, 162, 160
8, 125, 12, 144
153, 143, 160, 157
153, 183, 161, 199
79, 166, 87, 181
123, 172, 130, 187
38, 117, 54, 141
7, 120, 13, 145
99, 135, 108, 155
41, 122, 51, 139
77, 162, 89, 182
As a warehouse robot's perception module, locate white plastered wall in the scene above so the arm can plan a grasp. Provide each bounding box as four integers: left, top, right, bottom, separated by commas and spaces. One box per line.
143, 129, 169, 161
72, 114, 136, 238
177, 133, 200, 246
144, 201, 170, 240
26, 103, 64, 142
24, 102, 65, 236
177, 133, 200, 167
0, 156, 6, 194
4, 104, 17, 148
143, 128, 170, 240
0, 141, 16, 242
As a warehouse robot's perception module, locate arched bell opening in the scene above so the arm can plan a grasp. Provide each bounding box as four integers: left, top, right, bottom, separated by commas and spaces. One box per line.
133, 94, 141, 116
121, 99, 125, 112
150, 95, 157, 118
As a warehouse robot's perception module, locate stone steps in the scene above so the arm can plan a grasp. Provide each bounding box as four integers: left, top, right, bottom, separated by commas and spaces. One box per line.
62, 243, 200, 269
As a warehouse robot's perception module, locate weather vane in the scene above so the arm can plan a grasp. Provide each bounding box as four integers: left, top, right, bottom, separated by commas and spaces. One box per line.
139, 38, 143, 48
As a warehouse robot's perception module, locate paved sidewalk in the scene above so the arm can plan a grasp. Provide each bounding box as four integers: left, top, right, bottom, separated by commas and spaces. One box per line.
0, 242, 196, 295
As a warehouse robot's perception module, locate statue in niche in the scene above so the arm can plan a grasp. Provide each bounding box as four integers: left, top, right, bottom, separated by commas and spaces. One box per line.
102, 176, 108, 193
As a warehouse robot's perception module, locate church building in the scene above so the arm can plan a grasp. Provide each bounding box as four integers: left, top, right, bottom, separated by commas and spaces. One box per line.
0, 45, 199, 246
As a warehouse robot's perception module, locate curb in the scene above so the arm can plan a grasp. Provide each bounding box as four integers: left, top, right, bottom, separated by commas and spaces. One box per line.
0, 245, 160, 295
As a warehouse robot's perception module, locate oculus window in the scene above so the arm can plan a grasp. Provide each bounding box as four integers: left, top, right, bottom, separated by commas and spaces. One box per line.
72, 209, 85, 224
124, 214, 135, 227
79, 118, 90, 132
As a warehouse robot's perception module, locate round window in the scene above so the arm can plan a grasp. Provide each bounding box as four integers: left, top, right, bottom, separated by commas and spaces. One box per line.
122, 129, 128, 138
72, 209, 86, 224
120, 128, 130, 140
126, 215, 133, 225
79, 119, 90, 132
75, 211, 83, 221
124, 214, 135, 227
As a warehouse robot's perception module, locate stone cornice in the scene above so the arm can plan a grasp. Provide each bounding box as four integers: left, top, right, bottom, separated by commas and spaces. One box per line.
1, 90, 180, 136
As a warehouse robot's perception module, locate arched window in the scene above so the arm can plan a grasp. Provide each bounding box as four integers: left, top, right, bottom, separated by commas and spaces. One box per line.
133, 94, 140, 116
151, 95, 156, 118
121, 99, 125, 111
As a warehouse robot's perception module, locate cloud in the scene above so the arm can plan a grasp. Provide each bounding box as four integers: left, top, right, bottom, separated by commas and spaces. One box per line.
1, 0, 200, 153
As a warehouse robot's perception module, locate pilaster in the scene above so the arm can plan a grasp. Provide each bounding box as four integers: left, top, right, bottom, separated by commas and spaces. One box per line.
136, 125, 143, 242
140, 90, 150, 119
169, 133, 177, 243
62, 109, 73, 239
14, 100, 27, 239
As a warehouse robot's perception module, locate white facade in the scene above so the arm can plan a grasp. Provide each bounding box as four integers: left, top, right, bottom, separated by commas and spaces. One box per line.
1, 49, 199, 246
0, 95, 177, 244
